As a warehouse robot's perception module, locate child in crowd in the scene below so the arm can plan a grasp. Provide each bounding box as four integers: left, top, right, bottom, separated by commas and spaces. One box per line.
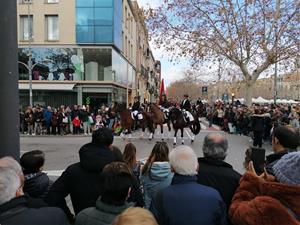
72, 115, 81, 134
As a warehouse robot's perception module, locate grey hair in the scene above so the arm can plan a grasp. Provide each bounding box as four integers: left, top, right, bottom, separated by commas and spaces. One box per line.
0, 157, 23, 177
202, 134, 228, 160
169, 146, 198, 176
0, 167, 20, 205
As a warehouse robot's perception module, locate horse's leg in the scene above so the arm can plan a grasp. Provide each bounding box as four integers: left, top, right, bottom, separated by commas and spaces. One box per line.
173, 129, 178, 145
161, 124, 164, 141
168, 121, 171, 139
181, 128, 184, 145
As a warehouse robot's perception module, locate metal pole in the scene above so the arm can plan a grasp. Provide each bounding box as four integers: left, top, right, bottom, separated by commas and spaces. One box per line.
273, 0, 280, 104
0, 0, 20, 159
28, 2, 33, 107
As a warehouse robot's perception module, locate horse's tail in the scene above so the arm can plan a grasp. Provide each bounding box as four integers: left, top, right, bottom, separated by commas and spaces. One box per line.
190, 120, 201, 135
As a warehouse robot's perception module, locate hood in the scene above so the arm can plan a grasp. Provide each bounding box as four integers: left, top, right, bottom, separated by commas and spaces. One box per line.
79, 143, 116, 173
149, 162, 172, 181
23, 172, 49, 198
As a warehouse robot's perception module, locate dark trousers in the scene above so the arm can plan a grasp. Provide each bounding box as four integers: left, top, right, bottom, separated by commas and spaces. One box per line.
253, 131, 263, 148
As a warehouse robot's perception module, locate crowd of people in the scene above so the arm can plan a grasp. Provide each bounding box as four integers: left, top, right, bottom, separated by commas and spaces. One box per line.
1, 126, 299, 225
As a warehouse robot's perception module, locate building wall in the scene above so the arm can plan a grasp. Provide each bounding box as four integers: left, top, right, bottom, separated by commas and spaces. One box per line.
17, 0, 76, 45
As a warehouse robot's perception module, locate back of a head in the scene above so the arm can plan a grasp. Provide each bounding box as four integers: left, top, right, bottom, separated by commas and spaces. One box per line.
101, 162, 133, 206
92, 127, 114, 147
20, 150, 45, 174
0, 167, 20, 205
169, 146, 198, 176
273, 126, 300, 149
0, 157, 23, 177
202, 134, 228, 160
112, 207, 158, 225
123, 143, 137, 168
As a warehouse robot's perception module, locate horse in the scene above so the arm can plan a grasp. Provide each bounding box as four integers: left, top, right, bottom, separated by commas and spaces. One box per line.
169, 107, 201, 145
148, 103, 172, 140
111, 102, 152, 139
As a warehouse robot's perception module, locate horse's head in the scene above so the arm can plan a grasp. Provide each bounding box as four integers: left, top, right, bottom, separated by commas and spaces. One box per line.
169, 107, 182, 122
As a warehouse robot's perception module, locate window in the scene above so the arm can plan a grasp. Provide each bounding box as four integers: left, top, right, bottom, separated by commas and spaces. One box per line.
46, 15, 59, 41
20, 15, 33, 41
20, 0, 32, 3
47, 0, 59, 3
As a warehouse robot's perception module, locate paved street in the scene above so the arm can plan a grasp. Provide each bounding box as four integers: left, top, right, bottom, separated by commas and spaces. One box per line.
20, 124, 273, 175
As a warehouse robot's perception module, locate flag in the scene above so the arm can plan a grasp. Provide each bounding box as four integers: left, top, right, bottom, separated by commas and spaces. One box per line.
159, 78, 165, 101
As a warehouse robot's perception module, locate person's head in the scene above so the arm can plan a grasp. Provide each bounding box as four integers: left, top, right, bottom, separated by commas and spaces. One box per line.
20, 150, 45, 174
272, 126, 300, 153
96, 114, 103, 122
183, 94, 188, 99
112, 207, 158, 225
92, 127, 114, 147
101, 162, 133, 206
202, 133, 228, 160
82, 105, 86, 111
169, 146, 198, 176
123, 143, 137, 169
0, 167, 23, 205
273, 152, 300, 185
134, 96, 139, 102
142, 142, 169, 175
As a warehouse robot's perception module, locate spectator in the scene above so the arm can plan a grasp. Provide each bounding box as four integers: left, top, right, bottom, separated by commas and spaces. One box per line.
150, 145, 227, 225
94, 114, 107, 130
45, 128, 119, 221
75, 162, 134, 225
71, 105, 80, 134
20, 150, 52, 199
0, 162, 69, 225
251, 109, 265, 148
80, 105, 91, 135
24, 106, 34, 135
112, 207, 158, 225
266, 126, 300, 175
140, 142, 173, 209
197, 133, 241, 210
123, 142, 142, 183
43, 106, 53, 135
72, 116, 81, 135
229, 152, 300, 225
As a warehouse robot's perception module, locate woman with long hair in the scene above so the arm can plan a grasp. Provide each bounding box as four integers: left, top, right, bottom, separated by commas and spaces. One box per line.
123, 143, 141, 182
140, 142, 173, 209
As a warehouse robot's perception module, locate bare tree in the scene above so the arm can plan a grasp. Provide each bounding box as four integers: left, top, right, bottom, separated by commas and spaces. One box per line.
147, 0, 299, 105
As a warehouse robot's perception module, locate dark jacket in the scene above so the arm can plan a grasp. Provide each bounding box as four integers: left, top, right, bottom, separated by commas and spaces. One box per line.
75, 198, 133, 225
150, 174, 227, 225
0, 196, 69, 225
45, 143, 118, 220
23, 172, 51, 199
132, 101, 141, 111
79, 110, 89, 123
265, 150, 289, 175
197, 157, 241, 209
180, 99, 191, 111
251, 115, 265, 132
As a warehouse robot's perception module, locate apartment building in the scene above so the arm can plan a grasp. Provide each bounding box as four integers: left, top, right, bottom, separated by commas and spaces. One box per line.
17, 0, 144, 109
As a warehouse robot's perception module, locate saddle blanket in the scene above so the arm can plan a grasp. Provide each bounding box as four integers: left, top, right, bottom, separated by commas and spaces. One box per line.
183, 110, 194, 122
131, 111, 143, 120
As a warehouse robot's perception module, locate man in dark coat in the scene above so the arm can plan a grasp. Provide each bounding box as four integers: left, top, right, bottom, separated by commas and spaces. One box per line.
150, 146, 227, 225
197, 134, 241, 211
266, 126, 300, 175
251, 109, 265, 148
0, 167, 69, 225
45, 128, 120, 221
131, 96, 141, 120
180, 94, 191, 111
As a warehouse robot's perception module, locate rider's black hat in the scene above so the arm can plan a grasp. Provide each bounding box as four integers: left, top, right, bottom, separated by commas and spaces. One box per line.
184, 94, 189, 97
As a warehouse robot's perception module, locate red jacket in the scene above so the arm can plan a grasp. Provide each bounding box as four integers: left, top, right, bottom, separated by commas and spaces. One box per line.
229, 173, 300, 225
72, 118, 81, 127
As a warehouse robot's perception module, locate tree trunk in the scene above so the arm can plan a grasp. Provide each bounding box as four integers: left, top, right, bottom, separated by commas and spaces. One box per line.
245, 83, 254, 106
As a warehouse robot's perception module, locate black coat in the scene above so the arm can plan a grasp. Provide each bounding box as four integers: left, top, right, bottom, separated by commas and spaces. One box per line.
23, 172, 51, 198
197, 157, 241, 209
45, 143, 144, 221
181, 99, 191, 111
132, 101, 141, 111
251, 115, 265, 132
0, 196, 69, 225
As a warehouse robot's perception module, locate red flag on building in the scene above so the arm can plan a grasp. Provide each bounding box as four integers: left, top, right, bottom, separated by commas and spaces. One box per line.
159, 78, 165, 102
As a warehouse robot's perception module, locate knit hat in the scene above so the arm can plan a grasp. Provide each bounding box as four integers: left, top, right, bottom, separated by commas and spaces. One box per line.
273, 152, 300, 185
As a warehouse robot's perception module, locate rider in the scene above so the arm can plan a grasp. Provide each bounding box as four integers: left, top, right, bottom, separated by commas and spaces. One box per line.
180, 94, 193, 123
132, 96, 141, 120
159, 93, 171, 119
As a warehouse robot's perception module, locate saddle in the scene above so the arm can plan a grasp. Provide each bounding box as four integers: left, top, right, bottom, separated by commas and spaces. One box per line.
182, 110, 194, 123
131, 111, 143, 120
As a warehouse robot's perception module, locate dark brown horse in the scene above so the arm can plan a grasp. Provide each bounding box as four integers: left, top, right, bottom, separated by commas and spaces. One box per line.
112, 102, 152, 139
169, 107, 201, 145
148, 103, 172, 140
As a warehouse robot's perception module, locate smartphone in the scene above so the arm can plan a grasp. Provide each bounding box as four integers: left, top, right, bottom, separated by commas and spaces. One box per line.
250, 147, 266, 175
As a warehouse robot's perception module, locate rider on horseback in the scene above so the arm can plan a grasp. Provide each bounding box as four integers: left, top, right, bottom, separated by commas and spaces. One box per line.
132, 96, 141, 120
159, 93, 171, 119
181, 94, 194, 123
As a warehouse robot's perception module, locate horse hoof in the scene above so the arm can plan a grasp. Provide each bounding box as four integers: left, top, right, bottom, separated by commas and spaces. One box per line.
191, 140, 194, 143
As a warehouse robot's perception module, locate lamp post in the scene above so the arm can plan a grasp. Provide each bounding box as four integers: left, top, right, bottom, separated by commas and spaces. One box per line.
27, 1, 33, 107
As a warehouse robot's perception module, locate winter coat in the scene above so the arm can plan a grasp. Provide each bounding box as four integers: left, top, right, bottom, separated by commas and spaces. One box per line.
0, 196, 69, 225
43, 110, 52, 124
72, 118, 81, 127
180, 99, 191, 111
197, 157, 241, 209
265, 150, 289, 175
79, 110, 89, 123
150, 174, 227, 225
45, 143, 119, 220
229, 173, 300, 225
75, 198, 133, 225
251, 114, 265, 132
140, 162, 173, 209
23, 172, 51, 198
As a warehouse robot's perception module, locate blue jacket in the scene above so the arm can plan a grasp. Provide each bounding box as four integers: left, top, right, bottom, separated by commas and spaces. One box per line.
44, 110, 53, 123
150, 174, 227, 225
140, 162, 173, 209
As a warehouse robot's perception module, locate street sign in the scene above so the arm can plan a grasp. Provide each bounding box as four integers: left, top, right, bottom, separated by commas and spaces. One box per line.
86, 97, 91, 105
202, 86, 208, 95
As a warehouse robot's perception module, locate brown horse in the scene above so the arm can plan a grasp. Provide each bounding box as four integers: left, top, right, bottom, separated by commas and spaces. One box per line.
148, 103, 172, 140
112, 102, 152, 139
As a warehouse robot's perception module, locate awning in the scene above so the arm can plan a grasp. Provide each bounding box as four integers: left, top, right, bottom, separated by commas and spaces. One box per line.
19, 83, 75, 91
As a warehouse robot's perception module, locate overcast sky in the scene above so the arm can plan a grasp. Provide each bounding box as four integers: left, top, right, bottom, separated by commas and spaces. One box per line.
136, 0, 188, 86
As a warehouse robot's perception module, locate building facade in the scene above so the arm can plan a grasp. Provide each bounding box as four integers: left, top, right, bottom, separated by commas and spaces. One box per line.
17, 0, 159, 109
